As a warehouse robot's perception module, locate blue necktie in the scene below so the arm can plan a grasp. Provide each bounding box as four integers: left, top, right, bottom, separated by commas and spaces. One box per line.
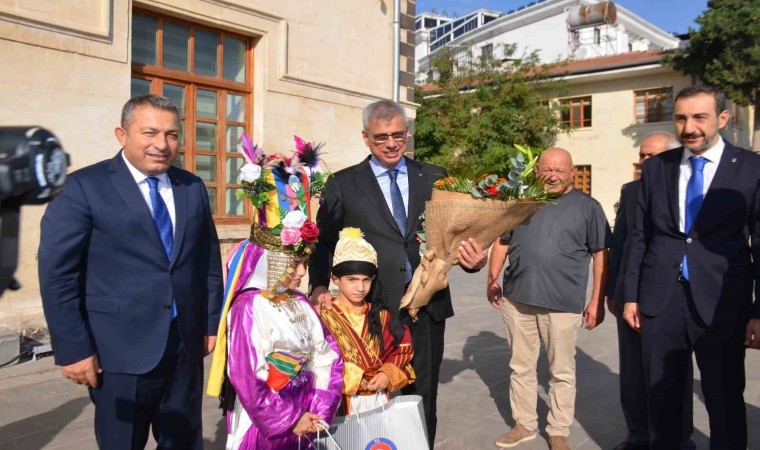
146, 176, 176, 319
388, 169, 412, 284
681, 156, 707, 281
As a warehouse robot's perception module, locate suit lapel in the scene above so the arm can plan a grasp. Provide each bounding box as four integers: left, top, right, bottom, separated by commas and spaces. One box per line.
169, 168, 187, 266
353, 158, 401, 234
664, 148, 683, 234
694, 142, 742, 228
406, 157, 427, 238
109, 153, 166, 260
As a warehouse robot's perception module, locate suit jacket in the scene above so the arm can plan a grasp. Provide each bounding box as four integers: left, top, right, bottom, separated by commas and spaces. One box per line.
39, 152, 223, 374
607, 179, 639, 311
622, 142, 760, 325
310, 156, 453, 322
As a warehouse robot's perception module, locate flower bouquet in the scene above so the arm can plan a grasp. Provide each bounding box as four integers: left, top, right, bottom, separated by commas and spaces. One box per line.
401, 145, 553, 321
237, 134, 330, 256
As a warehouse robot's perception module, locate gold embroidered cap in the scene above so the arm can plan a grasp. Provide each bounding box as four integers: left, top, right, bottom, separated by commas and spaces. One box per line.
332, 227, 378, 268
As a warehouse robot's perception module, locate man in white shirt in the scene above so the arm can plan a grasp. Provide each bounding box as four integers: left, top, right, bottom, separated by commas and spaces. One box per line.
622, 86, 760, 449
39, 94, 222, 450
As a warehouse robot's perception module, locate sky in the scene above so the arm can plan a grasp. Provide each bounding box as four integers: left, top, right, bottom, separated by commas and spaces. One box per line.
416, 0, 709, 35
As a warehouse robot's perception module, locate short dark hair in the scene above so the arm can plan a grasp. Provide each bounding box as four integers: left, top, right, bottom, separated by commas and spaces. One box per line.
121, 94, 180, 127
674, 86, 728, 116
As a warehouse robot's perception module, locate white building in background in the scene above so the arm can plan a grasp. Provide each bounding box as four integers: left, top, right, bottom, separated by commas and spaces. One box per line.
415, 9, 501, 76
414, 0, 755, 221
416, 0, 682, 83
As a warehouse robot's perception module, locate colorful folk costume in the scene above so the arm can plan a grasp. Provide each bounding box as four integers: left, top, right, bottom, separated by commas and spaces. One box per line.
319, 228, 415, 414
206, 135, 343, 450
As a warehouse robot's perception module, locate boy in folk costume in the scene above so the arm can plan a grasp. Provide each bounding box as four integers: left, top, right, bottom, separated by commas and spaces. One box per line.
320, 227, 415, 414
206, 136, 343, 450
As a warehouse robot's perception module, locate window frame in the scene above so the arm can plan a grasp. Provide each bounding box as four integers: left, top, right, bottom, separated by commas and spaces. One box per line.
131, 9, 255, 224
633, 86, 673, 124
559, 96, 592, 128
573, 165, 592, 195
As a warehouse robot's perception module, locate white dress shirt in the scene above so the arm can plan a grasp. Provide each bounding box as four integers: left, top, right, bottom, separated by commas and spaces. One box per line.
678, 136, 724, 233
369, 155, 409, 216
122, 151, 176, 235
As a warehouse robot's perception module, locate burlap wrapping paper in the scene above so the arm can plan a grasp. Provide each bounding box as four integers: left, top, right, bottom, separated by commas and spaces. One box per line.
400, 190, 545, 321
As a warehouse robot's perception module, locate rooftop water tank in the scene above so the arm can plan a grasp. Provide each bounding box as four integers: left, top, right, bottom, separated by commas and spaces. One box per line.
567, 1, 617, 29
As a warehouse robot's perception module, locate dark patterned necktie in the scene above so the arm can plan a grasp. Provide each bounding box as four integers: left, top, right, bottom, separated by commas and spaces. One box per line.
146, 176, 176, 318
388, 169, 412, 284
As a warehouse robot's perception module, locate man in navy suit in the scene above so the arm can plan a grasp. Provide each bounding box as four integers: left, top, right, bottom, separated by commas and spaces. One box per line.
39, 94, 223, 449
607, 132, 695, 450
622, 86, 760, 449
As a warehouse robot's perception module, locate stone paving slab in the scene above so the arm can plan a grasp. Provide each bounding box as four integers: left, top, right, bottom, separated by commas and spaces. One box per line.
0, 268, 758, 449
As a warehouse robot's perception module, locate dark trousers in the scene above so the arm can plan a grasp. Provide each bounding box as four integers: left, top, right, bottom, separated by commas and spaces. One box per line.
640, 281, 747, 450
616, 312, 695, 448
401, 309, 446, 449
88, 320, 204, 450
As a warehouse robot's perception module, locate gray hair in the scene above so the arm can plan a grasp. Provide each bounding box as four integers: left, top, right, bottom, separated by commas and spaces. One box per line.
362, 100, 408, 131
121, 94, 180, 128
642, 131, 680, 150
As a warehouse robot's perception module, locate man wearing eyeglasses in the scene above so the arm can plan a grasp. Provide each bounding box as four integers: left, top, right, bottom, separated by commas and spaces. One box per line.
310, 99, 487, 448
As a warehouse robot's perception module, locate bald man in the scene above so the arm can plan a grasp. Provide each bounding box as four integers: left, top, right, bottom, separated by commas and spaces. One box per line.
487, 148, 611, 450
607, 133, 695, 450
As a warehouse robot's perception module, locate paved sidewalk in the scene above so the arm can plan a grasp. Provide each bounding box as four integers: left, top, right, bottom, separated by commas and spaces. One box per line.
0, 268, 758, 449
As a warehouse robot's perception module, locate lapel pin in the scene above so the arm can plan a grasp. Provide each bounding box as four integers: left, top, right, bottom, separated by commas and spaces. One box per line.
731, 158, 737, 163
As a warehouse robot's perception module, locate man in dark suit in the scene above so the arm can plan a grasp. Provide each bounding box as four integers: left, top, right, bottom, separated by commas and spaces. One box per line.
622, 86, 760, 449
309, 99, 487, 447
39, 94, 223, 450
607, 132, 696, 450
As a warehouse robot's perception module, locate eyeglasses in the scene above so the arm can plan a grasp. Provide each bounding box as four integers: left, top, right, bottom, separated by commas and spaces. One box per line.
538, 168, 570, 176
372, 132, 408, 145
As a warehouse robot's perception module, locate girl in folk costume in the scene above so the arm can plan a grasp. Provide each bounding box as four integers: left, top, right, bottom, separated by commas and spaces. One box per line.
320, 227, 415, 414
206, 135, 343, 450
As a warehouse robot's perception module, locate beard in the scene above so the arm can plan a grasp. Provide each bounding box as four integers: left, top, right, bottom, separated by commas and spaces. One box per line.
680, 131, 719, 153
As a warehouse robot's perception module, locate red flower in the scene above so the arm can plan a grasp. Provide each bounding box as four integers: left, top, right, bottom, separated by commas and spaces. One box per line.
485, 185, 499, 196
300, 221, 320, 243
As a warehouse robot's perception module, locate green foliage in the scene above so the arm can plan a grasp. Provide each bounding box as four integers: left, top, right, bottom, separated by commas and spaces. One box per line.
431, 145, 555, 203
238, 177, 275, 209
415, 44, 566, 178
664, 0, 760, 106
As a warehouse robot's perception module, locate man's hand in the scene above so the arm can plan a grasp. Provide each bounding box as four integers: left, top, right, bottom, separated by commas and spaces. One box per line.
61, 355, 102, 388
606, 297, 617, 318
583, 299, 605, 330
310, 286, 332, 312
457, 238, 488, 270
487, 282, 503, 309
623, 302, 641, 332
745, 319, 760, 349
204, 335, 216, 356
292, 412, 322, 436
366, 372, 390, 392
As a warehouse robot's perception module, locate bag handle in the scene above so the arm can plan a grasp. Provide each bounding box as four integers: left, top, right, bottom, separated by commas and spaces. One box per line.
303, 420, 343, 450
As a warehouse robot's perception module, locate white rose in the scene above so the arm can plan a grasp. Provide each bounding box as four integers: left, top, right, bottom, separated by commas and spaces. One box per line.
282, 210, 307, 228
239, 164, 262, 183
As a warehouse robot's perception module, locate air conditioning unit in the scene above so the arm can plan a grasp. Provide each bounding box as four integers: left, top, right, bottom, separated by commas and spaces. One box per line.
573, 46, 589, 59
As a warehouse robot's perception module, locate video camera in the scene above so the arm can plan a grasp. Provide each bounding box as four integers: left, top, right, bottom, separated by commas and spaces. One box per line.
0, 127, 69, 296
